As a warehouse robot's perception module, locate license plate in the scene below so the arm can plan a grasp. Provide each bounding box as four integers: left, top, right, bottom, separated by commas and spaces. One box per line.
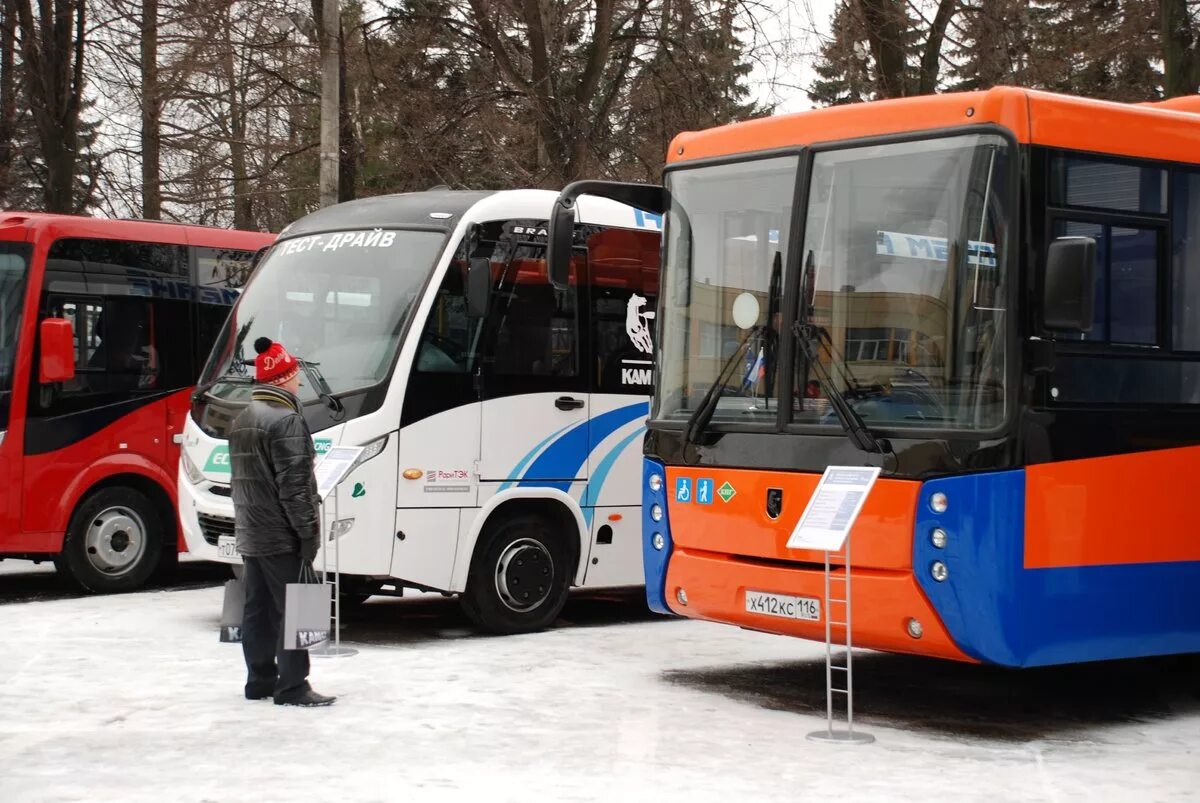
217, 536, 239, 561
744, 590, 820, 622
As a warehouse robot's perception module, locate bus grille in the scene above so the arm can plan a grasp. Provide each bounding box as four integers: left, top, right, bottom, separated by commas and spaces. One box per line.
197, 513, 236, 546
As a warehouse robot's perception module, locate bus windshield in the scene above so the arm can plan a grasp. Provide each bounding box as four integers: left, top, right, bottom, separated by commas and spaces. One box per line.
657, 133, 1010, 431
199, 229, 446, 404
0, 243, 30, 433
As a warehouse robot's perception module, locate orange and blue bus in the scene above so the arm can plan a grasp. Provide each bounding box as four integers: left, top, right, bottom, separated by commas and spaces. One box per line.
548, 88, 1200, 666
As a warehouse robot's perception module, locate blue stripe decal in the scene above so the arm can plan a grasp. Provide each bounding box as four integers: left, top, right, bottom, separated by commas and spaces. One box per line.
519, 401, 650, 493
581, 426, 645, 528
497, 420, 579, 492
915, 470, 1200, 667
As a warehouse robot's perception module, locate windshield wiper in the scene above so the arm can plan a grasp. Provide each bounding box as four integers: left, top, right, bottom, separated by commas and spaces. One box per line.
685, 252, 783, 444
297, 358, 345, 419
796, 250, 892, 460
685, 325, 765, 444
794, 320, 890, 456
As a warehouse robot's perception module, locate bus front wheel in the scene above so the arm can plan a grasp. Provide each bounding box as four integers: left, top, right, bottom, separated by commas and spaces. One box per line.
461, 514, 571, 635
60, 487, 164, 593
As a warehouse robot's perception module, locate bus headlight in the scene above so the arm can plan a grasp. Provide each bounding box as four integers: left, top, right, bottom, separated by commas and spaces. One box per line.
930, 492, 948, 514
181, 450, 205, 485
931, 528, 948, 549
648, 473, 663, 492
652, 532, 665, 551
351, 435, 389, 470
650, 504, 663, 522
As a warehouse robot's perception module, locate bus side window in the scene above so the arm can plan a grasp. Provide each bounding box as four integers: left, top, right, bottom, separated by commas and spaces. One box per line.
490, 258, 580, 379
414, 260, 477, 374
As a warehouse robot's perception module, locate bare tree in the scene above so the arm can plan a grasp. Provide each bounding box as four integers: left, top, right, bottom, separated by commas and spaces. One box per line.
13, 0, 89, 212
1162, 0, 1200, 96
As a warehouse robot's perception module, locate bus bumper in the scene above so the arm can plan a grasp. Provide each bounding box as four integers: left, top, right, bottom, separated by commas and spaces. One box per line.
662, 546, 975, 662
178, 473, 240, 564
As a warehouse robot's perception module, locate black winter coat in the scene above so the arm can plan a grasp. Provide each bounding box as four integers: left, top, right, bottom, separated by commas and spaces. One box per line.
229, 385, 320, 558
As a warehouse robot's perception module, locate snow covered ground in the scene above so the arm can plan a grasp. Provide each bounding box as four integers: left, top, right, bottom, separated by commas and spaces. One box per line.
0, 566, 1196, 803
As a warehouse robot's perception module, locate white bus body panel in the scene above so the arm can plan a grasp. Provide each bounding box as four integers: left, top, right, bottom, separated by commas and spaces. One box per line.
180, 189, 659, 596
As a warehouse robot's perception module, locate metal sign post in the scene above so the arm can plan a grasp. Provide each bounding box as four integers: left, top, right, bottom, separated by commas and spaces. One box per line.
786, 465, 881, 745
311, 446, 363, 659
807, 535, 873, 744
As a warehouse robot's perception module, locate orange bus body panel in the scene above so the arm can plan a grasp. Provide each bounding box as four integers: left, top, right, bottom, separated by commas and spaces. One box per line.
662, 466, 975, 662
666, 86, 1198, 167
1025, 445, 1200, 569
663, 548, 974, 662
666, 467, 917, 571
1025, 90, 1200, 165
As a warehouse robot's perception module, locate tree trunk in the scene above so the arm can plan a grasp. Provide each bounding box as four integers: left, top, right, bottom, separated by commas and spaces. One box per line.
858, 0, 910, 98
14, 0, 86, 212
1161, 0, 1199, 97
221, 14, 252, 228
0, 0, 16, 200
141, 0, 161, 219
918, 0, 957, 94
337, 17, 355, 202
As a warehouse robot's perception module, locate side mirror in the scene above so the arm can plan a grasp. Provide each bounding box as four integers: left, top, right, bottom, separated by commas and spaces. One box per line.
466, 257, 491, 318
1043, 236, 1096, 332
547, 197, 576, 290
39, 318, 75, 384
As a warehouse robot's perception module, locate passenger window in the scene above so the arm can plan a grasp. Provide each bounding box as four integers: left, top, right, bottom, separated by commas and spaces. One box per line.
31, 295, 193, 417
1050, 155, 1167, 215
491, 259, 579, 378
49, 238, 186, 277
414, 261, 479, 375
1054, 221, 1159, 346
1172, 171, 1200, 351
194, 247, 255, 370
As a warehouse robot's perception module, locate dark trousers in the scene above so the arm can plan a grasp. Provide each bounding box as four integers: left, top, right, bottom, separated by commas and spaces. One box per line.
242, 553, 311, 700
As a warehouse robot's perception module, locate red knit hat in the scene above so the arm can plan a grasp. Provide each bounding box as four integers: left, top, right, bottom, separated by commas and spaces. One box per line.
253, 337, 299, 386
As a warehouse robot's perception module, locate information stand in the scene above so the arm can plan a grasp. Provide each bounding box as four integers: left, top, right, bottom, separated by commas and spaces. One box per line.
787, 466, 881, 745
310, 446, 364, 659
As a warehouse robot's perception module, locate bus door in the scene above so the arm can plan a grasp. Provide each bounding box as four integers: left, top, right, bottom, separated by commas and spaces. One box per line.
582, 229, 659, 584
478, 254, 589, 488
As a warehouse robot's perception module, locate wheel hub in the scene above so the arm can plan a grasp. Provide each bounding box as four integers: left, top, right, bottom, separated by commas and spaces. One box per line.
494, 538, 554, 613
85, 507, 147, 576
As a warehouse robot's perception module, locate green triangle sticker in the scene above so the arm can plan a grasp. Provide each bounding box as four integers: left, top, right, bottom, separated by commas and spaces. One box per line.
717, 481, 736, 503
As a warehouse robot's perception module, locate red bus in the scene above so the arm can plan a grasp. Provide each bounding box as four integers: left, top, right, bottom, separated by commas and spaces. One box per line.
0, 213, 274, 591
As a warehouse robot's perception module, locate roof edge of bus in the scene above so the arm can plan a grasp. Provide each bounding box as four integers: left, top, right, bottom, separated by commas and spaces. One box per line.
277, 190, 497, 240
0, 210, 271, 235
666, 86, 1197, 166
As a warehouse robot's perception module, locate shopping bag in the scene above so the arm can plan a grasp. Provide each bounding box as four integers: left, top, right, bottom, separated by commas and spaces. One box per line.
219, 578, 244, 643
283, 562, 331, 650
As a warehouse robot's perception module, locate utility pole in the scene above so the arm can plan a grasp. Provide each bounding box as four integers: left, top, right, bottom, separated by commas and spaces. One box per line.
319, 0, 340, 208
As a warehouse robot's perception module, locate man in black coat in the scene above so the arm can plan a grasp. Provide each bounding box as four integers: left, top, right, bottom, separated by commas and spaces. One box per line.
229, 337, 335, 707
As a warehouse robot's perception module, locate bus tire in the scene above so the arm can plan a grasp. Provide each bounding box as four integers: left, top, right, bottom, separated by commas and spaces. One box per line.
60, 486, 164, 593
461, 514, 571, 635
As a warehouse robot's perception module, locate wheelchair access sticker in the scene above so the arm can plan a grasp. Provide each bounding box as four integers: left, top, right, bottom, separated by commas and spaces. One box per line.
675, 477, 692, 503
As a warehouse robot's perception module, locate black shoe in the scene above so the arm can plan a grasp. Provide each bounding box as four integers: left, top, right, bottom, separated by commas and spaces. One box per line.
274, 689, 336, 707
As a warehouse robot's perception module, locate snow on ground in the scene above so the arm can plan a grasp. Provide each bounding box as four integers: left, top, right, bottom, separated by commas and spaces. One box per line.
0, 571, 1196, 803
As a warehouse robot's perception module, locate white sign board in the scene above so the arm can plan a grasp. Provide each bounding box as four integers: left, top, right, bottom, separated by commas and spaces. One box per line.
786, 466, 881, 552
314, 446, 364, 500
